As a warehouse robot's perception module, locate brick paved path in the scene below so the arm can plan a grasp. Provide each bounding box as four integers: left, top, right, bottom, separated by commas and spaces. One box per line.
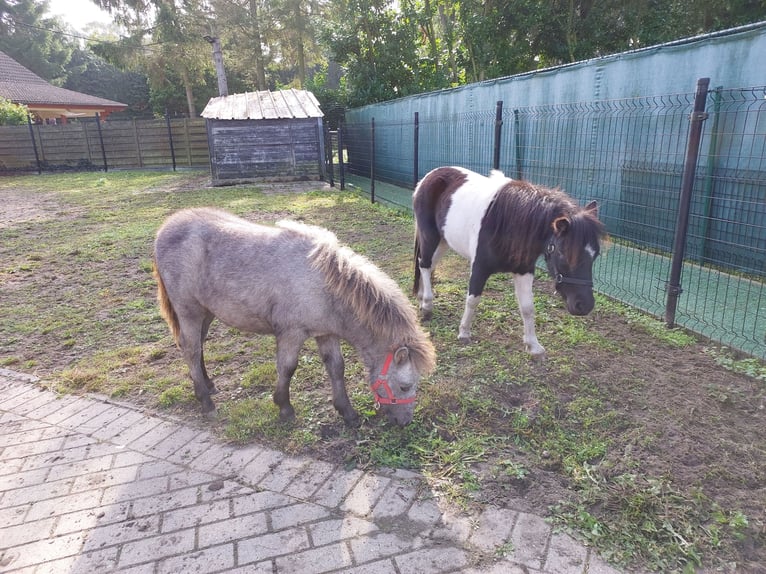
0, 369, 625, 574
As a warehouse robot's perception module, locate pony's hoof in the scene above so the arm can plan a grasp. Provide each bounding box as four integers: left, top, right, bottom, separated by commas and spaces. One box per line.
421, 309, 433, 321
278, 406, 296, 422
343, 413, 362, 428
458, 335, 472, 345
203, 408, 218, 420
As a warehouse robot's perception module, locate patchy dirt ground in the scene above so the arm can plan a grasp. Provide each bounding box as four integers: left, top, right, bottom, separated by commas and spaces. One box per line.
1, 175, 764, 573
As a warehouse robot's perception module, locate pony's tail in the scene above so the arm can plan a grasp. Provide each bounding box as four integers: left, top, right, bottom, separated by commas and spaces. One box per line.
152, 261, 180, 347
413, 230, 421, 295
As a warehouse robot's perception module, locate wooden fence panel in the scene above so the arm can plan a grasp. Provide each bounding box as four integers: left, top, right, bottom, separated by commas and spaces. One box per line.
0, 118, 210, 173
0, 126, 37, 172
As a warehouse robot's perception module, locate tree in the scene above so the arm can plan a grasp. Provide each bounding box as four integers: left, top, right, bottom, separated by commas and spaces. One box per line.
94, 0, 215, 116
0, 0, 77, 85
64, 47, 151, 117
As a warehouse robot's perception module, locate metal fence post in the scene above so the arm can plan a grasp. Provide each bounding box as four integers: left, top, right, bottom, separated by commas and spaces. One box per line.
165, 110, 177, 171
325, 124, 334, 187
413, 111, 419, 189
338, 121, 345, 190
665, 77, 710, 327
513, 109, 523, 179
27, 115, 41, 174
370, 117, 376, 203
95, 113, 108, 172
493, 101, 503, 170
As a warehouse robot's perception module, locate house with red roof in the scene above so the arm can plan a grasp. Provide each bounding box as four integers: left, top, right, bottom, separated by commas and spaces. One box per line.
0, 50, 127, 123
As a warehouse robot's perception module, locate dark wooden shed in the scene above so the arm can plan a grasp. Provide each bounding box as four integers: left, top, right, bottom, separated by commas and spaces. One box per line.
201, 89, 325, 185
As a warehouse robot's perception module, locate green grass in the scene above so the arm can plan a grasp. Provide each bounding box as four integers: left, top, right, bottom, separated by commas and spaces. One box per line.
1, 170, 762, 573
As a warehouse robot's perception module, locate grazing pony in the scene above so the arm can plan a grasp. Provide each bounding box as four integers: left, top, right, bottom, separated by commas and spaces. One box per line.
153, 207, 435, 426
413, 166, 606, 357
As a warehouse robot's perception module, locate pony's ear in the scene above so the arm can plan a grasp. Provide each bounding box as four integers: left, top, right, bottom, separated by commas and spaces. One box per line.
393, 346, 410, 365
552, 216, 570, 235
584, 200, 599, 216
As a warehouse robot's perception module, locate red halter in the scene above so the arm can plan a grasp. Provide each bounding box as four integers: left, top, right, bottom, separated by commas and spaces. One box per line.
370, 352, 416, 407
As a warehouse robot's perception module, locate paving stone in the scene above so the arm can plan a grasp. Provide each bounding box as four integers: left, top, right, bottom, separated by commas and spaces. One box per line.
165, 430, 216, 465
58, 401, 113, 431
394, 546, 471, 574
161, 498, 231, 532
282, 459, 336, 499
108, 415, 163, 446
544, 530, 589, 574
274, 540, 354, 573
509, 511, 552, 570
197, 512, 269, 547
334, 559, 398, 574
53, 501, 133, 536
0, 466, 48, 491
237, 527, 311, 564
370, 481, 417, 520
191, 443, 263, 476
128, 485, 200, 517
232, 490, 295, 515
0, 532, 86, 570
0, 373, 631, 574
70, 463, 139, 493
0, 504, 30, 528
340, 472, 391, 516
348, 532, 417, 564
0, 435, 67, 463
5, 389, 56, 416
309, 516, 379, 547
0, 516, 56, 547
82, 515, 161, 552
40, 398, 92, 425
157, 543, 235, 573
30, 547, 119, 573
146, 426, 204, 460
311, 468, 364, 508
258, 455, 309, 492
269, 501, 333, 530
128, 420, 183, 452
22, 395, 82, 422
468, 506, 518, 552
117, 529, 196, 567
25, 488, 104, 521
239, 448, 286, 486
406, 496, 443, 527
94, 409, 152, 442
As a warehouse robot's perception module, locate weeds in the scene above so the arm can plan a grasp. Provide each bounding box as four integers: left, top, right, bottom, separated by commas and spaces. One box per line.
0, 171, 761, 573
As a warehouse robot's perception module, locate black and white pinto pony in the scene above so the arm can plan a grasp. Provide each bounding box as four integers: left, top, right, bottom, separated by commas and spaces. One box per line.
153, 207, 436, 426
413, 166, 606, 357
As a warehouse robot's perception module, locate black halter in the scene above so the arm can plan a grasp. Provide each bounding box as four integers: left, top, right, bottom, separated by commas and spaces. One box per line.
544, 241, 594, 287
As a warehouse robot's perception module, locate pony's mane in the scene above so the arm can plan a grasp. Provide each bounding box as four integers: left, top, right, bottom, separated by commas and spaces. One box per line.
488, 181, 606, 268
276, 220, 436, 374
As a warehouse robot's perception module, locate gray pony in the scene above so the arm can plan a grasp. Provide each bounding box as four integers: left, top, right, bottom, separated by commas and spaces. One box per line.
153, 207, 436, 426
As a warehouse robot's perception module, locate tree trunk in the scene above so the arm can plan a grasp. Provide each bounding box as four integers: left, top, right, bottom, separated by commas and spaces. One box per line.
181, 68, 196, 117
249, 0, 267, 89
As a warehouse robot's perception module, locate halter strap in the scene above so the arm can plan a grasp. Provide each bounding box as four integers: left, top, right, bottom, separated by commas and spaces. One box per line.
370, 352, 416, 407
545, 241, 594, 288
554, 274, 594, 287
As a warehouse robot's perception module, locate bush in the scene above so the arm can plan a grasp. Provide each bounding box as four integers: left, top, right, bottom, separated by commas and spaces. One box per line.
0, 97, 29, 126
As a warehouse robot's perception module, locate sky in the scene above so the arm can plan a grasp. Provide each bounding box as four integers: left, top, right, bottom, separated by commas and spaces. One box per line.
46, 0, 114, 32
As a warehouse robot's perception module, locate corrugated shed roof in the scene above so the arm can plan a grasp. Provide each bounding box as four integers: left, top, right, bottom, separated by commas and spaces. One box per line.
0, 51, 127, 109
201, 89, 323, 120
